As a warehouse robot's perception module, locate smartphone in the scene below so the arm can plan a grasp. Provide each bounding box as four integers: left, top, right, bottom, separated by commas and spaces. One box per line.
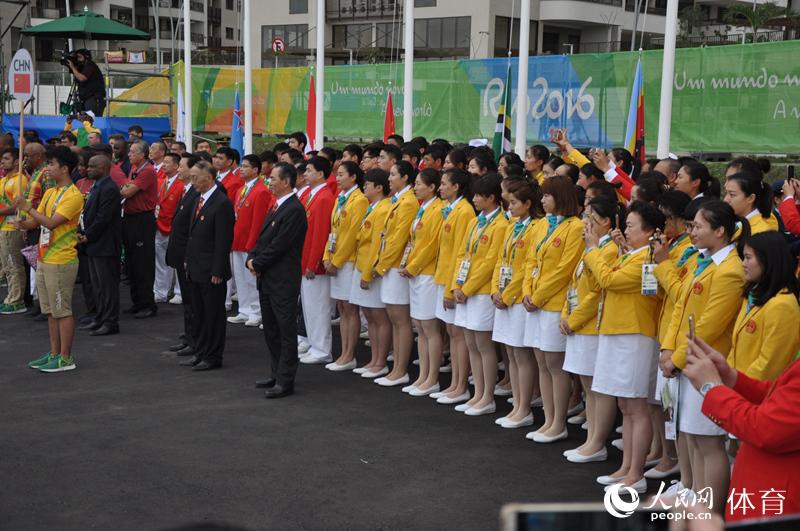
788, 165, 795, 180
688, 314, 696, 341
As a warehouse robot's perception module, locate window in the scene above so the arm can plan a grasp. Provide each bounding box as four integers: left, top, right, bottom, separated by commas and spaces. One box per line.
226, 0, 233, 10
332, 24, 372, 49
226, 27, 234, 39
376, 22, 402, 49
414, 17, 470, 49
262, 24, 309, 50
289, 0, 308, 14
494, 16, 537, 56
414, 0, 436, 6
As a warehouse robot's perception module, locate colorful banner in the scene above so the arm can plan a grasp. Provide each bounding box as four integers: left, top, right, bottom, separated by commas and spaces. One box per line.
113, 41, 800, 153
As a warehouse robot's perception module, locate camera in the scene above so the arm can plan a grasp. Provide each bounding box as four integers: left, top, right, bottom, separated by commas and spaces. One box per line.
59, 48, 78, 67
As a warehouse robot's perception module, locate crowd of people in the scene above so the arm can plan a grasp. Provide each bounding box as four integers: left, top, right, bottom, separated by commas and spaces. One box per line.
2, 124, 800, 521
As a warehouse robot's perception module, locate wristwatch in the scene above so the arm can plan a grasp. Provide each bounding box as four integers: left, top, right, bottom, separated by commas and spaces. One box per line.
699, 381, 722, 397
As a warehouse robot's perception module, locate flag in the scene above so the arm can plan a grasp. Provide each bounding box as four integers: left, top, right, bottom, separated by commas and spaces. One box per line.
175, 81, 185, 142
383, 91, 395, 143
492, 63, 513, 163
624, 58, 646, 177
305, 74, 316, 153
231, 85, 244, 159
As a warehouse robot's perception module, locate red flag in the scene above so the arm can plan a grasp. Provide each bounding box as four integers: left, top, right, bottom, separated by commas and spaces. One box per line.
305, 74, 316, 153
14, 73, 30, 94
383, 92, 395, 143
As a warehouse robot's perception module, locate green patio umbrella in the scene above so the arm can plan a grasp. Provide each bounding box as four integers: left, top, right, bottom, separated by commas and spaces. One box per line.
21, 8, 150, 40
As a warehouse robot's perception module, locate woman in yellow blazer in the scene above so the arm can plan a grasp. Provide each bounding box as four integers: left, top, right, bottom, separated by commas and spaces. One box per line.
324, 161, 369, 372
583, 200, 666, 494
399, 168, 444, 396
350, 169, 392, 378
450, 173, 509, 416
729, 232, 800, 380
431, 168, 476, 405
372, 160, 419, 387
521, 175, 584, 444
659, 200, 746, 513
560, 196, 622, 463
724, 170, 778, 236
491, 177, 545, 428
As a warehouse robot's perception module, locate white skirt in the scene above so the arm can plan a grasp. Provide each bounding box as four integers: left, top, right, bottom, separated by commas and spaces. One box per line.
349, 268, 385, 309
592, 334, 658, 399
454, 294, 495, 332
330, 262, 354, 301
409, 274, 437, 320
492, 303, 528, 347
563, 333, 599, 377
678, 372, 726, 436
523, 309, 540, 348
434, 283, 455, 324
380, 268, 410, 305
537, 309, 568, 352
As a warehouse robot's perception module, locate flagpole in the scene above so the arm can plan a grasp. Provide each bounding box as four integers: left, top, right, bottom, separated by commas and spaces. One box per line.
657, 0, 679, 158
403, 0, 414, 140
315, 0, 325, 150
243, 0, 253, 153
182, 0, 192, 148
514, 0, 531, 157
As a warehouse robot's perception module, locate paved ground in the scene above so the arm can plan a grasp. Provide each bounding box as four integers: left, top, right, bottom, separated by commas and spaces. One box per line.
2, 286, 624, 530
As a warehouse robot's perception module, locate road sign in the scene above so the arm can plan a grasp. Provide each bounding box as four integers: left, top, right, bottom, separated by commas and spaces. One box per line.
8, 48, 33, 102
271, 37, 286, 54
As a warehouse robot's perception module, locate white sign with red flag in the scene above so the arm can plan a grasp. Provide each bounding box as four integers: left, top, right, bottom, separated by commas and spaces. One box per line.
9, 48, 33, 102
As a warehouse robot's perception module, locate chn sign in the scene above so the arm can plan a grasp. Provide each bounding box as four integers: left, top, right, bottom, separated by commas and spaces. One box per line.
9, 48, 33, 102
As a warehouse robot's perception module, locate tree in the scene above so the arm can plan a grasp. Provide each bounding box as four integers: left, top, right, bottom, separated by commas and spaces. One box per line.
724, 2, 797, 42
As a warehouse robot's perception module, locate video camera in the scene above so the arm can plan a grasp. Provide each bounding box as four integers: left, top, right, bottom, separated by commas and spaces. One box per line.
59, 48, 78, 67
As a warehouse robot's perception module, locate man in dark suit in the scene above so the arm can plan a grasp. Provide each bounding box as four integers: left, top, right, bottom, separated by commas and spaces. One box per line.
166, 153, 199, 356
77, 155, 122, 335
247, 162, 308, 398
180, 160, 234, 371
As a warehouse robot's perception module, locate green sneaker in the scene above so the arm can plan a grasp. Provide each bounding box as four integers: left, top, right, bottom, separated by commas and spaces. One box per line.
28, 351, 54, 369
38, 355, 76, 373
0, 302, 26, 315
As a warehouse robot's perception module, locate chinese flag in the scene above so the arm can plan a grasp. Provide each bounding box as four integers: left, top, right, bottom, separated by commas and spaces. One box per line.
14, 73, 30, 94
383, 92, 395, 143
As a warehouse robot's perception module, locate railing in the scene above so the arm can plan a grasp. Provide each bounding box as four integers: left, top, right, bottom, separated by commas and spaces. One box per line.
192, 32, 206, 44
624, 0, 667, 16
541, 0, 622, 5
326, 0, 402, 21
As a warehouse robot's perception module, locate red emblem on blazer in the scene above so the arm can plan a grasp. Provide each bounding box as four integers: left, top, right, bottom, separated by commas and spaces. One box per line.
417, 221, 423, 230
364, 221, 372, 229
480, 235, 489, 243
678, 267, 688, 279
553, 237, 562, 248
693, 282, 704, 295
341, 211, 347, 218
516, 240, 525, 248
745, 319, 757, 333
444, 224, 452, 233
388, 212, 395, 219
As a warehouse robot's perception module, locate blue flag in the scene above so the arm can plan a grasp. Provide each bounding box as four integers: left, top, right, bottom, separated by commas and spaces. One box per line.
231, 86, 244, 159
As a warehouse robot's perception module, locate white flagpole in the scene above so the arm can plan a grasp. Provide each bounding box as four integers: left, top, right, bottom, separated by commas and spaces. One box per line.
315, 0, 325, 150
243, 0, 253, 153
403, 0, 414, 140
514, 0, 531, 157
183, 0, 192, 148
657, 0, 679, 158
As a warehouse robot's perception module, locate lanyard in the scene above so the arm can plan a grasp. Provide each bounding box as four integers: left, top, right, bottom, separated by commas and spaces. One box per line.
464, 210, 500, 256
44, 184, 72, 217
502, 218, 532, 261
333, 188, 355, 227
668, 232, 690, 252
412, 198, 435, 236
536, 216, 565, 253
160, 175, 177, 200
237, 180, 257, 210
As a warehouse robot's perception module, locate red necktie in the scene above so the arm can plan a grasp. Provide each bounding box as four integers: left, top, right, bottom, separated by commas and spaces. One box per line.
194, 197, 204, 219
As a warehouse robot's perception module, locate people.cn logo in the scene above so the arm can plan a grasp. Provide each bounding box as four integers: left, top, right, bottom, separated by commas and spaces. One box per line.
604, 483, 641, 518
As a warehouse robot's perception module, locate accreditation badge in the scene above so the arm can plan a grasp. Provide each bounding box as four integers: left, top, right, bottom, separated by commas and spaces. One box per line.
567, 287, 579, 312
399, 242, 413, 268
40, 227, 51, 246
498, 266, 512, 292
327, 232, 337, 254
641, 263, 658, 295
456, 259, 471, 286
154, 205, 161, 218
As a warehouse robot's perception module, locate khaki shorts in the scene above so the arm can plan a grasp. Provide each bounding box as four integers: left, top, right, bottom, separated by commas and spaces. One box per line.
36, 261, 78, 318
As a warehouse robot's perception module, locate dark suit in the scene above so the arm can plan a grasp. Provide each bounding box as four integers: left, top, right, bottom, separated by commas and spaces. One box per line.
248, 194, 308, 387
80, 175, 122, 327
167, 185, 198, 347
185, 186, 234, 365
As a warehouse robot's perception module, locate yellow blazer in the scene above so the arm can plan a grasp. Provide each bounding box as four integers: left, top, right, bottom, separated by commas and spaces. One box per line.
524, 216, 585, 312
534, 170, 545, 186
491, 217, 543, 306
727, 291, 800, 381
562, 237, 619, 336
653, 234, 694, 344
323, 187, 369, 268
583, 245, 662, 337
451, 210, 509, 296
374, 189, 418, 276
747, 213, 778, 235
663, 247, 745, 369
434, 197, 476, 298
563, 148, 589, 168
405, 197, 444, 276
356, 199, 391, 283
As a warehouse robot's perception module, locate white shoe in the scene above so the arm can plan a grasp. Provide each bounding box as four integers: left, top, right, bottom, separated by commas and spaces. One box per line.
409, 384, 440, 397
501, 414, 534, 429
231, 294, 238, 302
604, 478, 647, 494
494, 416, 509, 425
454, 403, 472, 412
437, 392, 470, 404
430, 391, 446, 399
563, 448, 580, 457
412, 359, 420, 366
374, 374, 409, 387
259, 324, 263, 330
361, 367, 389, 378
359, 328, 369, 339
440, 363, 451, 373
468, 374, 474, 384
532, 429, 568, 444
507, 397, 514, 404
567, 403, 584, 416
227, 314, 248, 324
644, 462, 680, 479
650, 480, 685, 505
566, 448, 608, 463
245, 319, 262, 327
300, 354, 332, 365
531, 396, 543, 407
581, 421, 588, 430
567, 414, 586, 425
525, 431, 538, 440
465, 403, 496, 416
615, 425, 623, 434
326, 359, 357, 372
353, 366, 368, 374
364, 340, 371, 346
596, 474, 625, 486
168, 295, 182, 305
611, 438, 624, 451
493, 384, 512, 397
401, 384, 417, 393
387, 353, 394, 362
331, 316, 341, 325
298, 341, 311, 354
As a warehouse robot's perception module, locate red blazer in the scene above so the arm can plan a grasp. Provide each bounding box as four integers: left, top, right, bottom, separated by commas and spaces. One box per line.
778, 197, 800, 236
232, 179, 274, 252
300, 184, 334, 274
702, 360, 800, 522
326, 172, 338, 196
156, 176, 185, 235
218, 170, 244, 205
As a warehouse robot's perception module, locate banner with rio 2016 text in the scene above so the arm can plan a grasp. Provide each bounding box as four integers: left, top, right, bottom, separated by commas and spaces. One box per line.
115, 41, 800, 153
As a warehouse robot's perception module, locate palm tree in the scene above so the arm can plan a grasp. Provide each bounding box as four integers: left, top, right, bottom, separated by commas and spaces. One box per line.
724, 2, 796, 42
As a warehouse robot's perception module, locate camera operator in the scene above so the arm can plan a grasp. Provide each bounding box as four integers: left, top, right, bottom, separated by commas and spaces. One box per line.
66, 49, 106, 116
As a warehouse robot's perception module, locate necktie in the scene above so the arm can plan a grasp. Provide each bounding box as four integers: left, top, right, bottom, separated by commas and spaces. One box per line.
194, 196, 204, 219
337, 194, 347, 209
416, 206, 425, 220
745, 292, 755, 314
512, 220, 526, 238
544, 213, 562, 238
391, 195, 399, 204
676, 246, 698, 267
477, 213, 488, 228
442, 206, 452, 219
694, 254, 713, 277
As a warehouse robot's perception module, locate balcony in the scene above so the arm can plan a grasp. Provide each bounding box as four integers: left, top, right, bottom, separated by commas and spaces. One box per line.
207, 36, 222, 48
208, 7, 222, 21
190, 0, 204, 12
541, 0, 622, 5
326, 0, 403, 21
31, 7, 66, 19
192, 32, 206, 44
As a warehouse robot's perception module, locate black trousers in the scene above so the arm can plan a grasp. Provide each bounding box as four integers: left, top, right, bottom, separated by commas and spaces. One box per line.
122, 212, 156, 312
77, 95, 106, 117
87, 255, 120, 327
189, 280, 227, 364
297, 296, 307, 338
174, 262, 196, 348
259, 286, 299, 387
78, 253, 97, 317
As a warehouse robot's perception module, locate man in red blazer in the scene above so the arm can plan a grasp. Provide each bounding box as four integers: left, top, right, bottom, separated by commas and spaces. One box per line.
298, 156, 335, 364
227, 154, 274, 327
154, 153, 185, 303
